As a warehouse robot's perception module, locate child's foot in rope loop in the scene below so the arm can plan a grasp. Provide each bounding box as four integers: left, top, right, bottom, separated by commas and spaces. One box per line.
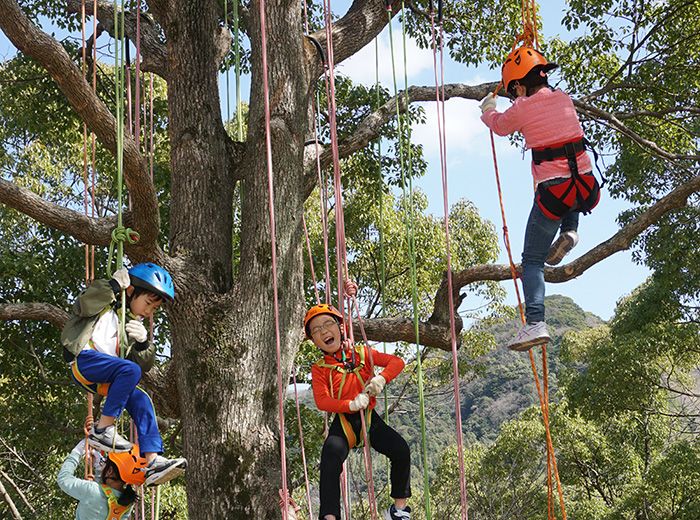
145, 455, 188, 486
383, 504, 411, 520
88, 424, 132, 453
546, 230, 579, 266
507, 322, 550, 351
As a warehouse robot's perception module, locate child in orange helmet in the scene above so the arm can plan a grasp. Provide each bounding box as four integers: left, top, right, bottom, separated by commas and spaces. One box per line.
305, 303, 411, 520
57, 440, 147, 519
479, 46, 600, 351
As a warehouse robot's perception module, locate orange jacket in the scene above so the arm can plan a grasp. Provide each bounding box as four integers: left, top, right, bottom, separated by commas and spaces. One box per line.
311, 343, 404, 415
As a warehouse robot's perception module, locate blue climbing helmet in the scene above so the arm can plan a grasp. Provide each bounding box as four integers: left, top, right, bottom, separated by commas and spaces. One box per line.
128, 263, 175, 302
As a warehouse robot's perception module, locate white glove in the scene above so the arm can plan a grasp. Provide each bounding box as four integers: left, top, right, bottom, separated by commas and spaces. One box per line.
112, 268, 131, 290
480, 94, 497, 114
92, 449, 106, 473
348, 392, 370, 412
72, 440, 87, 458
363, 375, 386, 397
125, 319, 148, 343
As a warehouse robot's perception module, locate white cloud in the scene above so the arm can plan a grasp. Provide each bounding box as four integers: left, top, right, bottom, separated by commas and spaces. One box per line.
337, 29, 434, 87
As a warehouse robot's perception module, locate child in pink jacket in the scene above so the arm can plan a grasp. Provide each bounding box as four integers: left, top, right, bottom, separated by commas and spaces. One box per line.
480, 46, 600, 351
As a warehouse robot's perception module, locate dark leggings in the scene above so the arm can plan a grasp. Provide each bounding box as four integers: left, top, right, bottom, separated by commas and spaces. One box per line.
318, 409, 411, 519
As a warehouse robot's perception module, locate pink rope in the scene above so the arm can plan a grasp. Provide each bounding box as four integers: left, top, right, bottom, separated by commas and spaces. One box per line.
430, 10, 468, 519
292, 364, 315, 519
258, 2, 288, 517
319, 0, 378, 515
303, 215, 321, 305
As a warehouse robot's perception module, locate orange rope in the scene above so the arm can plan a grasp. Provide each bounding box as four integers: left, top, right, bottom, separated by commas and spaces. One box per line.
487, 5, 569, 512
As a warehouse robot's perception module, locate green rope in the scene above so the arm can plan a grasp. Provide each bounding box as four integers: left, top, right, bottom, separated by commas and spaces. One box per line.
155, 484, 161, 520
385, 5, 432, 517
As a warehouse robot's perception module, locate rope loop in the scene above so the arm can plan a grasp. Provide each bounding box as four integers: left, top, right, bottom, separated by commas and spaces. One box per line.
111, 225, 140, 245
343, 279, 358, 297
513, 21, 537, 50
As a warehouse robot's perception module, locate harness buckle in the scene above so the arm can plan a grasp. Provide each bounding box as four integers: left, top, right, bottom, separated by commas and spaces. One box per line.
563, 141, 577, 158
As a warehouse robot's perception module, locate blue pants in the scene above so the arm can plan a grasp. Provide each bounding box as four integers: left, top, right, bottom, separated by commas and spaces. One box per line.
73, 349, 163, 455
521, 195, 579, 323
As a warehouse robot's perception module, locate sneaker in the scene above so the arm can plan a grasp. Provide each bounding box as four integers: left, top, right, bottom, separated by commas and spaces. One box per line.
546, 230, 579, 266
506, 322, 551, 351
145, 455, 188, 486
383, 504, 411, 520
88, 424, 132, 453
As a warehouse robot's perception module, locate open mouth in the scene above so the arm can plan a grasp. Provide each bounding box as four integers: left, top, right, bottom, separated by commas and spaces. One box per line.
323, 336, 334, 346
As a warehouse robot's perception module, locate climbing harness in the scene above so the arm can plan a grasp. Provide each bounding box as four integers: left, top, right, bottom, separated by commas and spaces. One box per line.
99, 484, 132, 520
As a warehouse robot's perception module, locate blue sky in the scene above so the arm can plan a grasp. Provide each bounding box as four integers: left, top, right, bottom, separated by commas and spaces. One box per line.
0, 3, 650, 321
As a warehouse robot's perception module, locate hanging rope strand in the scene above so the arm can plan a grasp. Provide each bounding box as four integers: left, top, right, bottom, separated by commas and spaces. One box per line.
384, 3, 433, 516
258, 1, 289, 517
430, 3, 469, 518
292, 363, 315, 519
487, 4, 569, 515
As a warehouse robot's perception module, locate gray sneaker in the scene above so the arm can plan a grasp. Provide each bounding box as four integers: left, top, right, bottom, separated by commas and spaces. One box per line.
507, 322, 551, 351
145, 455, 188, 486
88, 424, 132, 453
546, 230, 579, 266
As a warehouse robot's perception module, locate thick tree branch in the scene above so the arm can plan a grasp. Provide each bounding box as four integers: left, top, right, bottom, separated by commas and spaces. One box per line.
66, 0, 169, 80
304, 81, 498, 191
351, 316, 458, 352
0, 0, 160, 251
307, 0, 403, 79
430, 168, 700, 334
0, 178, 116, 247
0, 302, 70, 328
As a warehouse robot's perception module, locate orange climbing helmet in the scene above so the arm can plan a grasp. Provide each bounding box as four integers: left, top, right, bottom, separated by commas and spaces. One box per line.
304, 304, 343, 339
501, 46, 558, 94
107, 445, 148, 485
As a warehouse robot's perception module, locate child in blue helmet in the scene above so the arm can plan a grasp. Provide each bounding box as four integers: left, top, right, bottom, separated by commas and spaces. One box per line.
61, 263, 187, 486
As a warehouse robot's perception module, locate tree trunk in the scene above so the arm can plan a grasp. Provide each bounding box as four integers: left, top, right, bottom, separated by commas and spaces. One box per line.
165, 0, 311, 516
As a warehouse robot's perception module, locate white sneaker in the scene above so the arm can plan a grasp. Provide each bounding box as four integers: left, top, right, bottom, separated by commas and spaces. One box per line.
507, 322, 551, 351
383, 505, 411, 519
145, 455, 188, 486
546, 230, 579, 266
88, 424, 132, 453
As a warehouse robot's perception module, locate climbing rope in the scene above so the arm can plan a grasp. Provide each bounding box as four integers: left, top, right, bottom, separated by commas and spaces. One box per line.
486, 4, 568, 518
80, 0, 97, 482
315, 0, 382, 516
429, 0, 469, 517
383, 2, 433, 516
258, 1, 290, 518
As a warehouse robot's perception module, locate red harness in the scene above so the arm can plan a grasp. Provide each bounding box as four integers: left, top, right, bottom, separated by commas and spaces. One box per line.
532, 138, 601, 219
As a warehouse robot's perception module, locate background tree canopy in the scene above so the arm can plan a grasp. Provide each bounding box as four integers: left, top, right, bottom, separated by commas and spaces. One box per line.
1, 0, 699, 518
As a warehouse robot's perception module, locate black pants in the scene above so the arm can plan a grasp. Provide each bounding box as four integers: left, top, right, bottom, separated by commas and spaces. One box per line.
318, 409, 411, 519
